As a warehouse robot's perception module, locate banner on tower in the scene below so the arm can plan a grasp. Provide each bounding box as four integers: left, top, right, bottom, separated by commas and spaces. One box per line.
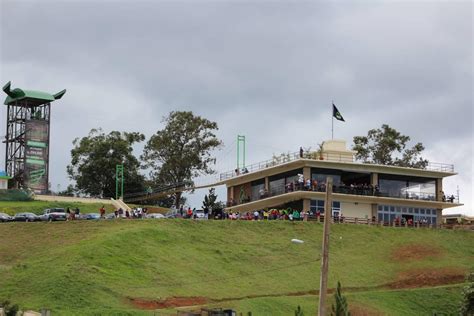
24, 119, 49, 193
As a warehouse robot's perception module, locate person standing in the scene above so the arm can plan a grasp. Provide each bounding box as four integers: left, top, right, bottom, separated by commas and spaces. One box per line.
99, 206, 106, 218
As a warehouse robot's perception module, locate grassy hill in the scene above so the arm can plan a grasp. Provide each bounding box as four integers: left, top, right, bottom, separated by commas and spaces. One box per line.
0, 219, 472, 315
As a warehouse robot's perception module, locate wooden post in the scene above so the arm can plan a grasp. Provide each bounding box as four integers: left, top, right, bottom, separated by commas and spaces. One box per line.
318, 177, 333, 316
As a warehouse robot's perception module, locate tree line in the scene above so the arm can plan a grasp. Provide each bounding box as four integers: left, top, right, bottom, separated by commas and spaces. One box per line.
65, 111, 222, 208
64, 110, 427, 208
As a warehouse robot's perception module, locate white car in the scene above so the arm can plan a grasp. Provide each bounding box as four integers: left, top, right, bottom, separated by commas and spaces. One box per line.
195, 210, 206, 220
146, 213, 165, 219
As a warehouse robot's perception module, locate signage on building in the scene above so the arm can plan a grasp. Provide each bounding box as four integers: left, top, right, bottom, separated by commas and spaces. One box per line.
24, 119, 49, 193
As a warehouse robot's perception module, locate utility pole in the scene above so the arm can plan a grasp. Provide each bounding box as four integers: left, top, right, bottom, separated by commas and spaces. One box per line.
319, 177, 333, 316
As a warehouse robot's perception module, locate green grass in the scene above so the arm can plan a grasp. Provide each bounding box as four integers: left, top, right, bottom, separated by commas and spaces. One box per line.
0, 200, 116, 215
0, 220, 472, 315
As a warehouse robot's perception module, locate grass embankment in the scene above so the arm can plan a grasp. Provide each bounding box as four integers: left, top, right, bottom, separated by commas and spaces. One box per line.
0, 220, 472, 315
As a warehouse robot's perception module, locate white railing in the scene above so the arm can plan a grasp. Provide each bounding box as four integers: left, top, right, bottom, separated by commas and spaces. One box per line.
219, 152, 454, 181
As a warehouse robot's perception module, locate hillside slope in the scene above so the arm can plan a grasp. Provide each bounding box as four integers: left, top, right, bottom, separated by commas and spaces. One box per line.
0, 220, 472, 315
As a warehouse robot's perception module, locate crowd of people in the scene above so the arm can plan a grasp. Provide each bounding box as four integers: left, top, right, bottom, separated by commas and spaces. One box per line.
214, 208, 328, 222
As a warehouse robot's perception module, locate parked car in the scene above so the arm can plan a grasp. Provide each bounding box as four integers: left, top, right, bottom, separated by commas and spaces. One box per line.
105, 213, 117, 220
146, 213, 165, 219
0, 212, 13, 222
84, 213, 101, 220
39, 208, 67, 221
195, 210, 206, 219
13, 212, 40, 222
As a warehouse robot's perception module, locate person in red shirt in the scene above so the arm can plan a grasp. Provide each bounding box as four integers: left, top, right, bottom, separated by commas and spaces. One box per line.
99, 206, 106, 218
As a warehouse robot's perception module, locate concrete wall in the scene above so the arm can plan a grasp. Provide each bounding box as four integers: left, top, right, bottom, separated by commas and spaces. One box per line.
0, 180, 7, 190
341, 201, 372, 219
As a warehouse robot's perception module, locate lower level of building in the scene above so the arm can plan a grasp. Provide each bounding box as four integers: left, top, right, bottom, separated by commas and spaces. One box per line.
228, 198, 442, 226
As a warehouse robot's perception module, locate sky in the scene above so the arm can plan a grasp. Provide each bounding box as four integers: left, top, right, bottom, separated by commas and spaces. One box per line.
0, 0, 472, 215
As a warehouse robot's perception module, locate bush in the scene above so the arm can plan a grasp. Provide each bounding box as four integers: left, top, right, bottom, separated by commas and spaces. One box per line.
460, 272, 474, 316
0, 300, 20, 316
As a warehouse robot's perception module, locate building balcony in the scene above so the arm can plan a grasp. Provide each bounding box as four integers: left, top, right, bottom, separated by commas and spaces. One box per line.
220, 151, 455, 182
226, 182, 460, 212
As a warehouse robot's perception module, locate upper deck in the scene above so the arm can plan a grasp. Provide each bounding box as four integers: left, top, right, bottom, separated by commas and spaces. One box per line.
219, 151, 455, 184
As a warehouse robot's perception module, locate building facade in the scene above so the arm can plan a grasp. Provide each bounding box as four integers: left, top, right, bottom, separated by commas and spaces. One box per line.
220, 140, 461, 226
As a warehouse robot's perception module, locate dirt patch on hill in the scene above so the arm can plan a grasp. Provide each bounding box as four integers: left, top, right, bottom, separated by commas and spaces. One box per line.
350, 304, 384, 316
391, 244, 443, 262
128, 296, 208, 310
388, 267, 466, 289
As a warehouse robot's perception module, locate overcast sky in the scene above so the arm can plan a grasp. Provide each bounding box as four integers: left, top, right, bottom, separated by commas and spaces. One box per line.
1, 0, 472, 215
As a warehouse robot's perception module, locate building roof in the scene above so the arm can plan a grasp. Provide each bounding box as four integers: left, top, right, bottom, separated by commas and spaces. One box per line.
3, 81, 66, 105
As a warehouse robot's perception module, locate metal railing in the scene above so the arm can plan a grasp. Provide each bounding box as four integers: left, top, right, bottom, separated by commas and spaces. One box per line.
227, 182, 459, 207
219, 151, 454, 181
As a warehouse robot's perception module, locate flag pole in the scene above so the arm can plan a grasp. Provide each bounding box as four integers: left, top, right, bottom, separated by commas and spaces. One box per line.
331, 101, 334, 140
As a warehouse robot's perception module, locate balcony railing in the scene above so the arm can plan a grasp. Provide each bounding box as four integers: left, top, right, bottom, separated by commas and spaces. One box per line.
219, 151, 454, 181
227, 182, 459, 207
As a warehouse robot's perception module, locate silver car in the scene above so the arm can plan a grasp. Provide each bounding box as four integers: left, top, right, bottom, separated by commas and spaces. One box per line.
0, 212, 13, 222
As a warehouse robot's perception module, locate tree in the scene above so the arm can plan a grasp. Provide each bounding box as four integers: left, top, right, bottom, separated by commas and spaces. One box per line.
460, 272, 474, 315
0, 300, 19, 316
202, 188, 225, 217
352, 124, 428, 168
142, 111, 222, 208
295, 305, 304, 316
58, 184, 75, 197
67, 128, 145, 198
331, 281, 351, 316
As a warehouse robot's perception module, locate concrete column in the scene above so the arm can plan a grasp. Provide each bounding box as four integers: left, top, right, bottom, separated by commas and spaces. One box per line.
436, 178, 443, 201
265, 176, 269, 191
370, 172, 378, 186
303, 198, 310, 212
436, 209, 442, 227
371, 204, 378, 220
229, 186, 234, 203
303, 167, 311, 180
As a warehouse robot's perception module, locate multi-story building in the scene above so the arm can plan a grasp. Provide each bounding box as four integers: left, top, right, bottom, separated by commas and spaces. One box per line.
220, 140, 461, 225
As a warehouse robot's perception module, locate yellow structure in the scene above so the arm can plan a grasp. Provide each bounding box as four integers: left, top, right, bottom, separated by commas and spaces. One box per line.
220, 140, 461, 226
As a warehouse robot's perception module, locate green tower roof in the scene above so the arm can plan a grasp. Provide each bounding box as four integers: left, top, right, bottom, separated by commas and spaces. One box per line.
3, 81, 66, 106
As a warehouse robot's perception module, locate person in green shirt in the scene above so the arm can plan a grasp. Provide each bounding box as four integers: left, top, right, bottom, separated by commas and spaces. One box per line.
293, 209, 300, 221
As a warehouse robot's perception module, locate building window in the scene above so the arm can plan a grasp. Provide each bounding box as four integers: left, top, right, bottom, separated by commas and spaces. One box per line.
377, 204, 438, 225
310, 200, 340, 214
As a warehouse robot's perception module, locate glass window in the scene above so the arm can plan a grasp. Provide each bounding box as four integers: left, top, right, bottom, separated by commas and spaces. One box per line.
420, 209, 425, 214
378, 213, 383, 222
384, 205, 389, 212
414, 208, 419, 214
390, 214, 395, 223
378, 205, 383, 211
408, 208, 413, 214
251, 183, 265, 201
384, 213, 389, 222
390, 206, 395, 212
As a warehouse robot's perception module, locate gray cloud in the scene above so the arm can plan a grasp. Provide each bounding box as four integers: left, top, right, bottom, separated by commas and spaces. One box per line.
1, 0, 472, 213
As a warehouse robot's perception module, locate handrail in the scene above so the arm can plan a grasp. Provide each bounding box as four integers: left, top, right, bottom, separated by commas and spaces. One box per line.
226, 182, 459, 207
219, 151, 455, 181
